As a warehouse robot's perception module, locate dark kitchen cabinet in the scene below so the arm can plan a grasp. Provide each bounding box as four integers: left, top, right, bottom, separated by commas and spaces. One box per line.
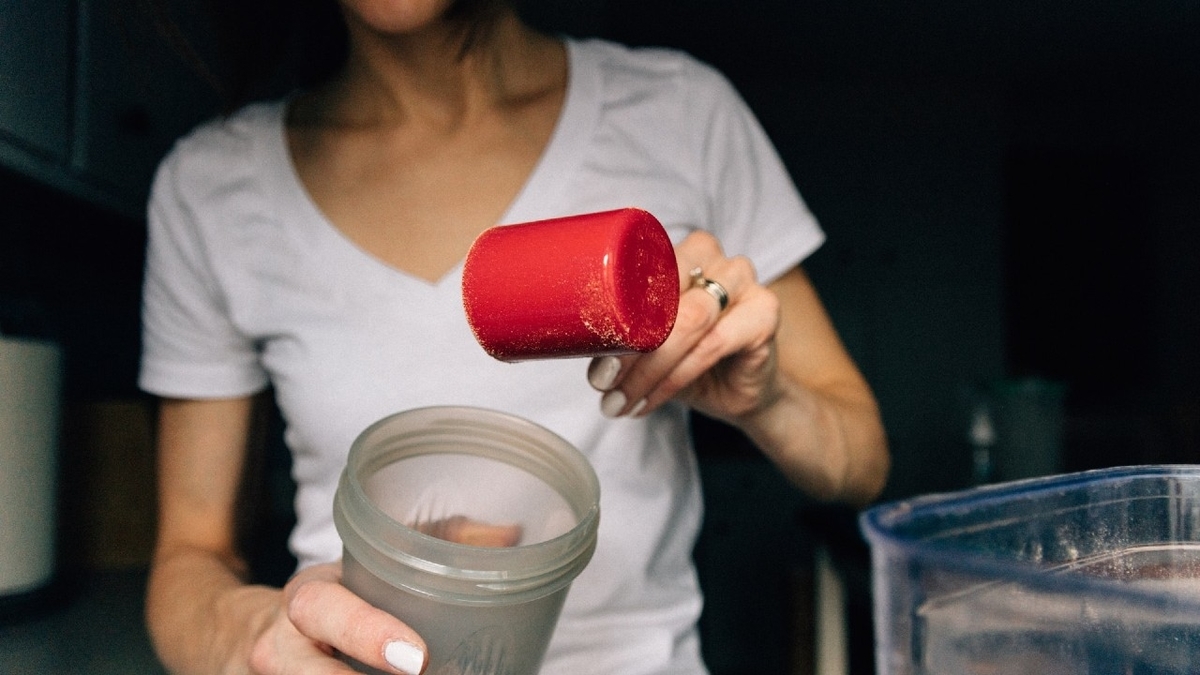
0, 0, 74, 167
0, 0, 220, 218
74, 0, 220, 212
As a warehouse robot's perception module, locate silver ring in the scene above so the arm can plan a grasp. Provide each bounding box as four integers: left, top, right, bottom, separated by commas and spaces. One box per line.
689, 267, 729, 312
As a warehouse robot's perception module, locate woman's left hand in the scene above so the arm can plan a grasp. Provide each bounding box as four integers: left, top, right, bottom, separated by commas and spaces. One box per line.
587, 229, 779, 423
586, 229, 889, 505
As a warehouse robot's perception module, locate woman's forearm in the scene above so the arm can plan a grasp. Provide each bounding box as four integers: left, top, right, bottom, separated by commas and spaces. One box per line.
740, 268, 890, 506
739, 374, 889, 506
146, 544, 279, 675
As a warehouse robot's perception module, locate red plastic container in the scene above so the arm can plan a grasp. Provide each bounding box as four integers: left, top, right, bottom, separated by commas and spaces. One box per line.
462, 208, 679, 361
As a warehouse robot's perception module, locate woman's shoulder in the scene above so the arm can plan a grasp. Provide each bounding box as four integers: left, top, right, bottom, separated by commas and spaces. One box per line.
570, 37, 736, 102
167, 100, 286, 166
152, 99, 288, 207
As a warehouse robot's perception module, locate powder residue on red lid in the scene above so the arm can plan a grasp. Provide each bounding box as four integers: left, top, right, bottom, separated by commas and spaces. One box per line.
462, 208, 680, 361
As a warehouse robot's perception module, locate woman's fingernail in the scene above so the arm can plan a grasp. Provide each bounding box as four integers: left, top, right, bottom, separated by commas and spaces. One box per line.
628, 398, 648, 417
588, 356, 622, 390
600, 389, 627, 418
384, 640, 425, 675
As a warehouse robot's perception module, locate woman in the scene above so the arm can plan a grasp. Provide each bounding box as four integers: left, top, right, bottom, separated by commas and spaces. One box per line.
139, 0, 889, 673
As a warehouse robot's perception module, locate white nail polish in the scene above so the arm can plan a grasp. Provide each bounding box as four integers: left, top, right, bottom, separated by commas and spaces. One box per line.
588, 356, 621, 390
385, 640, 425, 675
600, 389, 627, 418
628, 398, 648, 417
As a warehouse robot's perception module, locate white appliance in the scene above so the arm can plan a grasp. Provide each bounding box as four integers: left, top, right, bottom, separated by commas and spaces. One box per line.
0, 334, 63, 597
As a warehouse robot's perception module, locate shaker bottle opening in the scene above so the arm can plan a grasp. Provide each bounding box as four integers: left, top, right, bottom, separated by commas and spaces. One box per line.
364, 452, 580, 549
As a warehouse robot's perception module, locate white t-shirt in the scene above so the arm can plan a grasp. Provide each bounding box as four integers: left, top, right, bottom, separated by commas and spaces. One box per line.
140, 37, 824, 675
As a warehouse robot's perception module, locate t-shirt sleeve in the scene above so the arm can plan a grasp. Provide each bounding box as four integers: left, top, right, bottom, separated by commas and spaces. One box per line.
694, 67, 825, 283
138, 147, 270, 399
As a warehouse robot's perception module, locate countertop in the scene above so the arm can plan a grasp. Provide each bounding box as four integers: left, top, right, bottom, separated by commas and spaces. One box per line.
0, 569, 166, 674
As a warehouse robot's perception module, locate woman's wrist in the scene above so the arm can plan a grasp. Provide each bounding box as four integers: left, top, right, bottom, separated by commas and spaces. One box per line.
735, 375, 863, 503
147, 548, 280, 675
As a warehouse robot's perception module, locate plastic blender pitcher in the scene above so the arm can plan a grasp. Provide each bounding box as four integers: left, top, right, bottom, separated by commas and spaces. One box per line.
861, 466, 1200, 675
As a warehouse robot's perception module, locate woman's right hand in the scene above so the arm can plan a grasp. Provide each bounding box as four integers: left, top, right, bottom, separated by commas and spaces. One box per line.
249, 561, 428, 675
149, 397, 527, 675
146, 396, 428, 675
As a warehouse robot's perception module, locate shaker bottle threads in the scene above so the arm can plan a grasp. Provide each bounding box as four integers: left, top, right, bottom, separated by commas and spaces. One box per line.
333, 406, 600, 675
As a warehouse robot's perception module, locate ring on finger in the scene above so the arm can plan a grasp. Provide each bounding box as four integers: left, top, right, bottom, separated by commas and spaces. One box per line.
689, 267, 730, 312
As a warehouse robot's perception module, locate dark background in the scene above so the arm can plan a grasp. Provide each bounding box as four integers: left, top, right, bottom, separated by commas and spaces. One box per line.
2, 2, 1198, 673
6, 0, 1198, 491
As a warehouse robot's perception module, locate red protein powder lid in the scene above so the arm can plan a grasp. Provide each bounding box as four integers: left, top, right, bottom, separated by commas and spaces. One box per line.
462, 208, 680, 361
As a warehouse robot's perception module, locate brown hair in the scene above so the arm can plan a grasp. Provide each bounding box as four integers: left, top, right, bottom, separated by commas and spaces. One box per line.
137, 0, 511, 114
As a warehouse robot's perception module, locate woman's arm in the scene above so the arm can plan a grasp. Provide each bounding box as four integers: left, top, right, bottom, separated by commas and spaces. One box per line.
587, 230, 889, 506
146, 396, 274, 672
145, 396, 428, 675
737, 266, 889, 505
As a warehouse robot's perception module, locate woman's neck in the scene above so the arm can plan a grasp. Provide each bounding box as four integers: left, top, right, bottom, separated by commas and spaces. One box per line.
299, 10, 564, 130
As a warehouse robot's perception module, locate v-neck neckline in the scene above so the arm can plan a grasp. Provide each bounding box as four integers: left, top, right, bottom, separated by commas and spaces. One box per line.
267, 38, 602, 292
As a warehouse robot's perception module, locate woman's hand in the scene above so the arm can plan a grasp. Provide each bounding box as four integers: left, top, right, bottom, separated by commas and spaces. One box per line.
249, 562, 428, 675
587, 229, 781, 424
586, 229, 889, 505
149, 545, 430, 675
147, 396, 431, 675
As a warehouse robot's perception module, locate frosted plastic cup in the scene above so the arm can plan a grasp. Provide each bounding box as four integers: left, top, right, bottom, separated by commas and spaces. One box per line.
860, 466, 1200, 675
333, 406, 600, 675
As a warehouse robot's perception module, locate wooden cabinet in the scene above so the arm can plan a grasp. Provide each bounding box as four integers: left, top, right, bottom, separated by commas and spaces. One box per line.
0, 0, 220, 218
